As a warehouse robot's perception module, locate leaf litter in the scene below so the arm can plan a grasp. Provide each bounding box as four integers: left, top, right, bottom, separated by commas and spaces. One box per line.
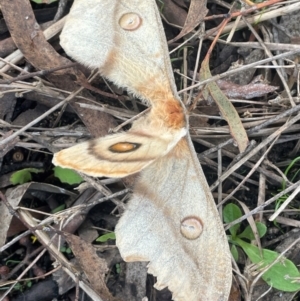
1, 0, 300, 301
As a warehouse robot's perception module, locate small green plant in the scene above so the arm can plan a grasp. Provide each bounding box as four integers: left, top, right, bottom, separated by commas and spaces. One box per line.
0, 280, 32, 292
275, 157, 300, 211
224, 203, 300, 292
5, 260, 21, 266
10, 168, 43, 185
60, 246, 72, 254
51, 204, 66, 214
30, 0, 57, 4
53, 166, 83, 185
96, 232, 116, 243
115, 263, 121, 274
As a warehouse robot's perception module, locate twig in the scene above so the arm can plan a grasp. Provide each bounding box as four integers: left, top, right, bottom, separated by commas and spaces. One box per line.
0, 191, 104, 301
224, 180, 300, 229
211, 112, 300, 191
0, 84, 86, 147
269, 185, 300, 221
219, 137, 278, 205
207, 1, 300, 37
199, 103, 300, 158
242, 16, 295, 106
179, 49, 300, 94
0, 62, 78, 84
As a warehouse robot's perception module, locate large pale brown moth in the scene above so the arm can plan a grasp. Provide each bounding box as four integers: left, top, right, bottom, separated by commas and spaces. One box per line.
52, 0, 232, 300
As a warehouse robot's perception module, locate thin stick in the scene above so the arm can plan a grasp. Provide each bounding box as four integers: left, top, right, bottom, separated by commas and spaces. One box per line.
0, 85, 85, 147
179, 50, 300, 94
224, 180, 300, 229
199, 103, 300, 158
211, 112, 300, 192
269, 185, 300, 221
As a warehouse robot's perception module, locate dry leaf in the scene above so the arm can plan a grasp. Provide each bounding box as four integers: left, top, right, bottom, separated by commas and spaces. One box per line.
162, 0, 187, 27
168, 0, 208, 43
62, 232, 120, 301
217, 79, 279, 99
200, 60, 249, 153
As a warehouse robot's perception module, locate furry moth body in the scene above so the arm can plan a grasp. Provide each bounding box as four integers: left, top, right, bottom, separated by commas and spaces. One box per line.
53, 0, 232, 300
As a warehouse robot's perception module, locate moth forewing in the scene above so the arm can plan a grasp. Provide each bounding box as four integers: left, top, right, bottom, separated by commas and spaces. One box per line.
52, 126, 187, 177
60, 0, 178, 107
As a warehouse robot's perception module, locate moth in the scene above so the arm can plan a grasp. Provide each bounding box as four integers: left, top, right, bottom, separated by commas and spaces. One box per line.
52, 0, 232, 300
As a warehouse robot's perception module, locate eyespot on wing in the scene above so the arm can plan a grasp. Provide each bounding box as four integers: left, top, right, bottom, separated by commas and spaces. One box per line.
109, 142, 141, 153
119, 13, 142, 31
180, 216, 203, 240
52, 130, 183, 177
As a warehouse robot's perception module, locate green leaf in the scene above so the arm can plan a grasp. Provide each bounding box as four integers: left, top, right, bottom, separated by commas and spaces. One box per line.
115, 263, 121, 274
53, 166, 83, 185
65, 247, 72, 254
30, 0, 58, 4
238, 222, 267, 240
231, 244, 239, 261
14, 283, 22, 291
10, 168, 43, 185
236, 238, 300, 292
26, 281, 32, 288
96, 232, 116, 242
51, 204, 66, 214
223, 203, 242, 238
60, 246, 67, 253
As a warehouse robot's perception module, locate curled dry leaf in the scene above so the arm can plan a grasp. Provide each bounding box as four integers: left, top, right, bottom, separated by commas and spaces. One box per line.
217, 79, 279, 99
168, 0, 208, 43
62, 232, 120, 301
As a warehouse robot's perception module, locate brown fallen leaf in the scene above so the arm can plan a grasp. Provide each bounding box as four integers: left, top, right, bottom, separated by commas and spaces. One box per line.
228, 277, 242, 301
62, 232, 120, 301
168, 0, 208, 43
217, 79, 279, 99
0, 0, 116, 137
200, 60, 249, 153
162, 0, 187, 27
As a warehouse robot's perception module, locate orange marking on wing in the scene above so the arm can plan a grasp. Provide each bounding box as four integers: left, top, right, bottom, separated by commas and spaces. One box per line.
102, 54, 186, 129
135, 77, 186, 128
150, 98, 185, 129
